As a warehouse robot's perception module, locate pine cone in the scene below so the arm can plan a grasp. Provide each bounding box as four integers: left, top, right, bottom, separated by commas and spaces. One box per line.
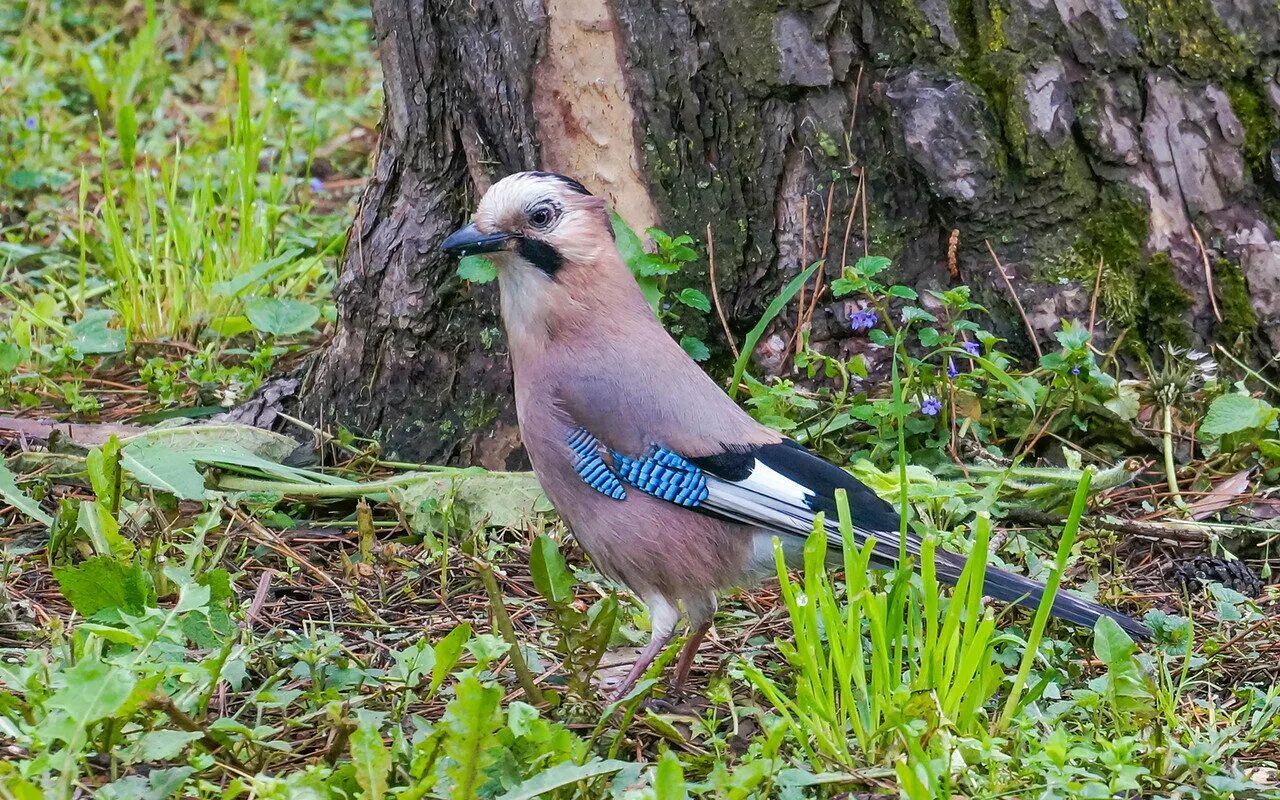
1165, 556, 1265, 598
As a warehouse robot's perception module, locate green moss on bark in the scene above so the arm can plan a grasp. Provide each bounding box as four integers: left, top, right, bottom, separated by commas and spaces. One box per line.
1213, 258, 1259, 342
1135, 252, 1193, 348
1046, 194, 1148, 326
1223, 79, 1277, 175
1121, 0, 1252, 79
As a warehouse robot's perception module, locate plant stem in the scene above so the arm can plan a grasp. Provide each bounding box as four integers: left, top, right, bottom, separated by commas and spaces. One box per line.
474, 559, 545, 705
1161, 404, 1183, 507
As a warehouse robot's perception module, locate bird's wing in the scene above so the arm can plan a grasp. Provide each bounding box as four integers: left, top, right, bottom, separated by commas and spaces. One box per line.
565, 422, 912, 564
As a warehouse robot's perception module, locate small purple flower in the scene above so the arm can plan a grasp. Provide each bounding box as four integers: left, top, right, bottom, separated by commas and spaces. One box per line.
308, 176, 324, 191
1071, 365, 1081, 375
962, 340, 981, 357
23, 116, 36, 131
947, 358, 959, 379
849, 308, 879, 332
920, 395, 942, 416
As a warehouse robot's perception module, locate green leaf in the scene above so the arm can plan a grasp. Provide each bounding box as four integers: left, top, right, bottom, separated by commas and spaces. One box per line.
679, 336, 710, 362
69, 309, 125, 355
730, 261, 820, 399
52, 556, 154, 616
1200, 393, 1276, 438
611, 211, 647, 272
78, 499, 133, 558
123, 423, 301, 463
86, 437, 122, 516
457, 255, 497, 284
441, 674, 503, 800
6, 170, 44, 191
211, 249, 305, 298
121, 443, 208, 500
887, 285, 918, 300
135, 729, 203, 761
495, 760, 631, 800
0, 341, 21, 373
429, 623, 472, 697
530, 534, 575, 605
676, 287, 711, 312
350, 710, 391, 800
396, 470, 552, 531
854, 255, 891, 276
1093, 615, 1135, 666
47, 655, 138, 727
244, 297, 320, 336
0, 459, 51, 526
654, 750, 689, 800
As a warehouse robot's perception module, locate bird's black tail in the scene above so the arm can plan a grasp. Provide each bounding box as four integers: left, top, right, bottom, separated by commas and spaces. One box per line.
934, 552, 1151, 641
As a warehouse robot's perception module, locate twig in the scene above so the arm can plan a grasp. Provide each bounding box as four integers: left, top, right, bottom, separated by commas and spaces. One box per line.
839, 172, 862, 275
706, 223, 739, 361
1002, 508, 1209, 545
246, 569, 273, 624
1087, 255, 1104, 338
145, 693, 250, 774
1191, 225, 1222, 323
473, 558, 545, 704
986, 240, 1042, 359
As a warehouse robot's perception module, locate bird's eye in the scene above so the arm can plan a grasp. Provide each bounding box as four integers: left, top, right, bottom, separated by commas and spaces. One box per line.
528, 205, 555, 228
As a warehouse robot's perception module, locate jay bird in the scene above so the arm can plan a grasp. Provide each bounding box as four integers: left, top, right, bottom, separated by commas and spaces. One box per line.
442, 171, 1149, 701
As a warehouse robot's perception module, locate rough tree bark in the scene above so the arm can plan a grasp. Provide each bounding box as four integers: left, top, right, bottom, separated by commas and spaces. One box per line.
296, 0, 1280, 465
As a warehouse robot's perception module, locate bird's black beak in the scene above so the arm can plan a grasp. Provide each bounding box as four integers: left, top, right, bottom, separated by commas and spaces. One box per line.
441, 223, 513, 256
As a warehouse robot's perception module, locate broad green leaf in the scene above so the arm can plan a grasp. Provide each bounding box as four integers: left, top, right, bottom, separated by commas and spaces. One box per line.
121, 443, 208, 500
0, 459, 51, 526
52, 556, 154, 617
69, 309, 125, 355
611, 211, 662, 311
395, 470, 551, 531
429, 623, 472, 697
457, 255, 497, 284
350, 710, 391, 800
46, 655, 138, 727
654, 750, 689, 800
679, 336, 710, 362
675, 287, 711, 312
0, 341, 23, 373
245, 297, 320, 336
441, 675, 503, 800
122, 423, 300, 463
134, 729, 203, 761
495, 759, 631, 800
1093, 615, 1135, 666
855, 255, 891, 275
530, 534, 575, 605
1200, 393, 1276, 438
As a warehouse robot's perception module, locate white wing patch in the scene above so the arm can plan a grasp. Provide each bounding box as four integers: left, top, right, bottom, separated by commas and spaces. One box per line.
731, 459, 813, 506
701, 457, 921, 563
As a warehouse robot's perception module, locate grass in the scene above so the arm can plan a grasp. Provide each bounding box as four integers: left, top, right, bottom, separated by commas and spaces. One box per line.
2, 1, 1280, 798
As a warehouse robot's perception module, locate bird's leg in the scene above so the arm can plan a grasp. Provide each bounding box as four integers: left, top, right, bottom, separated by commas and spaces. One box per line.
669, 594, 716, 699
668, 620, 712, 698
605, 596, 678, 703
606, 628, 673, 702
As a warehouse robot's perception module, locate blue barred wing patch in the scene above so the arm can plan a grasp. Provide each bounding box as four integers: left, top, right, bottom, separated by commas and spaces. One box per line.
610, 446, 708, 507
566, 428, 626, 500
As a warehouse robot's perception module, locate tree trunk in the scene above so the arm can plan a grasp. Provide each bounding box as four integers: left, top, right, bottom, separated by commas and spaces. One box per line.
297, 0, 1280, 465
